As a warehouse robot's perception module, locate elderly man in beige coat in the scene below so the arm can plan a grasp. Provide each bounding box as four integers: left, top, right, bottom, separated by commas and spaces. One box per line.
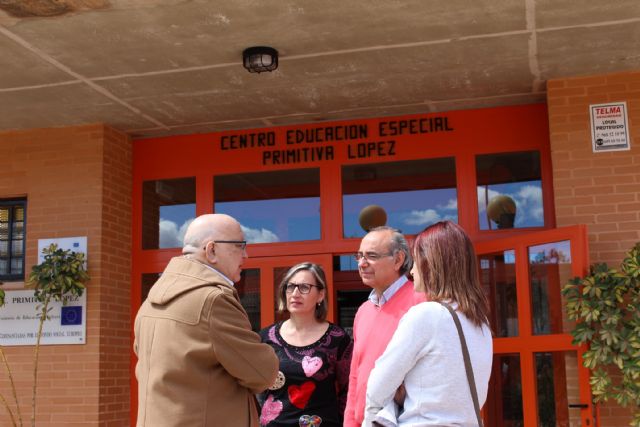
134, 214, 278, 427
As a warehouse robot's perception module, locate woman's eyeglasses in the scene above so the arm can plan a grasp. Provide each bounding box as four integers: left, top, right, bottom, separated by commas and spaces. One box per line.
285, 283, 322, 294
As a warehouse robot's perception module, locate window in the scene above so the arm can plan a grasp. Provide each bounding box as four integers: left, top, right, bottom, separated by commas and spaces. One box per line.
476, 151, 543, 230
142, 178, 196, 250
237, 269, 261, 332
0, 199, 26, 281
214, 169, 321, 243
479, 250, 518, 338
342, 157, 457, 238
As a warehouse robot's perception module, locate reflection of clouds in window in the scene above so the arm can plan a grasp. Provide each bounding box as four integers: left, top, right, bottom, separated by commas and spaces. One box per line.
516, 185, 543, 222
438, 198, 458, 211
404, 209, 441, 226
159, 218, 194, 248
477, 187, 501, 213
477, 183, 543, 226
242, 225, 279, 244
402, 209, 457, 228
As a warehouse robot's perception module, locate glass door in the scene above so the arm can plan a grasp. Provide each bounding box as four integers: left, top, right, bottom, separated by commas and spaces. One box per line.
475, 225, 595, 427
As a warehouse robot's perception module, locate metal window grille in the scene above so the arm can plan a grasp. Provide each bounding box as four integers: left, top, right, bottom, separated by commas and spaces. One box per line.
0, 199, 26, 281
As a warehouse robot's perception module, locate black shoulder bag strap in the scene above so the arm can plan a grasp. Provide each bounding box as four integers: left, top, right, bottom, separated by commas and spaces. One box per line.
440, 302, 484, 427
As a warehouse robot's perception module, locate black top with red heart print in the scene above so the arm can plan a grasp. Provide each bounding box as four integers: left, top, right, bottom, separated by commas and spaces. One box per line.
256, 322, 353, 427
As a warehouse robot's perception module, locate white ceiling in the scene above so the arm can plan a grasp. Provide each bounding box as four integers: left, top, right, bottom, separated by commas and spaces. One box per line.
0, 0, 639, 139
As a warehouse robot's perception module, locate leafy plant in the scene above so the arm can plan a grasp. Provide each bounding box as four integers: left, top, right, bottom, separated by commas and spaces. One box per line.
0, 244, 89, 427
563, 242, 640, 427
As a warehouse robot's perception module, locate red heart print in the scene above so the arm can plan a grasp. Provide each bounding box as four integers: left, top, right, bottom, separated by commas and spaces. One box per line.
288, 381, 316, 409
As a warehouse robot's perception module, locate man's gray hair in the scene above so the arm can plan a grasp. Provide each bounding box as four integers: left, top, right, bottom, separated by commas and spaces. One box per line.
182, 219, 209, 254
369, 225, 413, 275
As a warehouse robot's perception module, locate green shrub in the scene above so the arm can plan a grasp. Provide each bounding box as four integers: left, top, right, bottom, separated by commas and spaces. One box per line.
563, 243, 640, 427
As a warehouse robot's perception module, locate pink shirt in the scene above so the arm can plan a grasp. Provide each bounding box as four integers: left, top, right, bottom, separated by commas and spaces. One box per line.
344, 280, 426, 427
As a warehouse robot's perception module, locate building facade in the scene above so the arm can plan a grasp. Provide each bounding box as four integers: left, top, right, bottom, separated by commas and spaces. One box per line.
0, 70, 638, 426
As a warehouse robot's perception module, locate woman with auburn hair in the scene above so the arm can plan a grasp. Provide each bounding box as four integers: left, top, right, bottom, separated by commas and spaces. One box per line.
257, 262, 352, 427
364, 221, 493, 426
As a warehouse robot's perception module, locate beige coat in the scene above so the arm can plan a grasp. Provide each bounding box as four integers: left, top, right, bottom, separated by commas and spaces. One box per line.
134, 257, 278, 427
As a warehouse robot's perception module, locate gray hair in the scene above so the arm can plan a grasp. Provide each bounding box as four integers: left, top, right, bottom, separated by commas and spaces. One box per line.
183, 232, 207, 254
369, 226, 413, 275
182, 218, 210, 254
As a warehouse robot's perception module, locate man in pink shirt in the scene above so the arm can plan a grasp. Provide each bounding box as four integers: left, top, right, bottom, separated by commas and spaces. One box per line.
344, 226, 426, 427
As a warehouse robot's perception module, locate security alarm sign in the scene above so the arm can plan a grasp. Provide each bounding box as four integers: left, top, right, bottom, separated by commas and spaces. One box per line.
590, 102, 631, 152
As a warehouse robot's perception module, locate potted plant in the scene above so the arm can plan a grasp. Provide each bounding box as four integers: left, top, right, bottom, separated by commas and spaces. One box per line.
0, 243, 89, 427
562, 242, 640, 427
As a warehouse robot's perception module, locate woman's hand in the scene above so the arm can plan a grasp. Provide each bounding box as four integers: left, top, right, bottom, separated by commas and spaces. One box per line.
393, 383, 406, 410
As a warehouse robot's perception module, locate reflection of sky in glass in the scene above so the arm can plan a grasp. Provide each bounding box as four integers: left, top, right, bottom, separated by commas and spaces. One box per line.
478, 181, 544, 230
528, 240, 572, 264
503, 250, 516, 264
159, 204, 195, 249
338, 255, 359, 271
480, 250, 515, 267
215, 197, 320, 243
343, 188, 458, 238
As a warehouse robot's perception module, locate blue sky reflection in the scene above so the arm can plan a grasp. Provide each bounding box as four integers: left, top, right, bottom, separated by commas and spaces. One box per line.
477, 181, 544, 230
216, 197, 320, 243
343, 188, 458, 238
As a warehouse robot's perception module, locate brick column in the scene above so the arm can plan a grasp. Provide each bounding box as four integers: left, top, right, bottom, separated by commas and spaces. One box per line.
547, 71, 640, 427
0, 124, 132, 426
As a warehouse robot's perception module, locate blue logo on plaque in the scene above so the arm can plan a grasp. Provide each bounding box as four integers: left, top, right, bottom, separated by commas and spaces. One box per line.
61, 306, 82, 325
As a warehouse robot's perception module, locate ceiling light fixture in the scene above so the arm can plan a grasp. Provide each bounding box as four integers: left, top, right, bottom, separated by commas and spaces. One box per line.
242, 46, 278, 73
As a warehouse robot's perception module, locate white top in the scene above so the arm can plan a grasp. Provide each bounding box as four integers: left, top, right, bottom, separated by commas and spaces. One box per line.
364, 301, 493, 427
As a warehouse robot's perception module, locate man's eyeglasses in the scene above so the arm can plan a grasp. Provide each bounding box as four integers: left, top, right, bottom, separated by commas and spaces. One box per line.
354, 251, 394, 262
206, 240, 247, 250
285, 283, 322, 294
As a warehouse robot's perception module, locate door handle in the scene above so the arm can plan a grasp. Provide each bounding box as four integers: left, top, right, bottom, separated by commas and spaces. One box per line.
568, 403, 588, 409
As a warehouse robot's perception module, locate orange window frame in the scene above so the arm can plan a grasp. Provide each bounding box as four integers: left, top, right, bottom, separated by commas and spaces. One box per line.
475, 225, 593, 426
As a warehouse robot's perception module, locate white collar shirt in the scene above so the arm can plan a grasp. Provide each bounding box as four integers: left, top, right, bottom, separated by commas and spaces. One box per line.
368, 275, 408, 307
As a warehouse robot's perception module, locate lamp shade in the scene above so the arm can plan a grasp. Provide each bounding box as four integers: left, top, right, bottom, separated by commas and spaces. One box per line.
242, 46, 278, 73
